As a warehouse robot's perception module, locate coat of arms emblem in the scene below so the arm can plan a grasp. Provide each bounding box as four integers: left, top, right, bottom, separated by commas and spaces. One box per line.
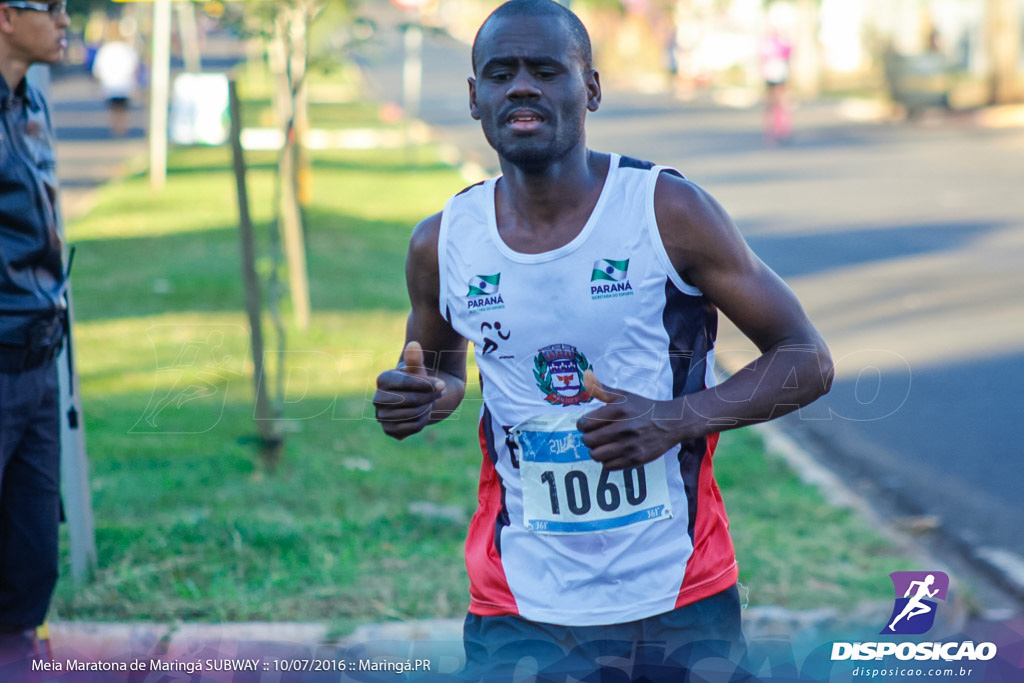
533, 344, 594, 406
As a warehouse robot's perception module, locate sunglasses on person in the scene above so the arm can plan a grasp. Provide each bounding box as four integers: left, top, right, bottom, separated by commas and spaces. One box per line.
3, 0, 67, 17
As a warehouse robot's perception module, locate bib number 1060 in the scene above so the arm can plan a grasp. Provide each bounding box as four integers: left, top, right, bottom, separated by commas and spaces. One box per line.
539, 467, 647, 516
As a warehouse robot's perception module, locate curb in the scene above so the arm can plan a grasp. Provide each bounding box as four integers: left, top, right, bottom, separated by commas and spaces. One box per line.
47, 603, 901, 664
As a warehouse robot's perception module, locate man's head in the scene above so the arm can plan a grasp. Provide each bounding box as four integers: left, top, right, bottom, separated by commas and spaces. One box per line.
468, 0, 600, 172
0, 0, 68, 85
472, 0, 593, 77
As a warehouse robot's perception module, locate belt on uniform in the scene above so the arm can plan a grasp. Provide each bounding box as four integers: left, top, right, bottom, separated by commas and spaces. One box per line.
0, 341, 63, 373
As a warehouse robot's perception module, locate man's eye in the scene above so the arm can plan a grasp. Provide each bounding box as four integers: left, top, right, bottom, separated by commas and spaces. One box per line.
536, 71, 558, 79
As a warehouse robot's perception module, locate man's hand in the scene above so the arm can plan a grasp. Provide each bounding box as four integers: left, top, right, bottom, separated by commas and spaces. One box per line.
373, 341, 446, 440
577, 370, 682, 471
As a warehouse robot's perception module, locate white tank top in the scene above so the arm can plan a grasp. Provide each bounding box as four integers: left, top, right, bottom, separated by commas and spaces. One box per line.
438, 153, 737, 626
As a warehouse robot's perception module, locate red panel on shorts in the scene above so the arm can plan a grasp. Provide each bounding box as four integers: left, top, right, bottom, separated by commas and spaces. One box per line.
675, 433, 739, 608
466, 419, 519, 617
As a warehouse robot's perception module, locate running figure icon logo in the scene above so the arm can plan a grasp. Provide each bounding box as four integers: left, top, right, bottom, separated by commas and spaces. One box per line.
881, 571, 949, 635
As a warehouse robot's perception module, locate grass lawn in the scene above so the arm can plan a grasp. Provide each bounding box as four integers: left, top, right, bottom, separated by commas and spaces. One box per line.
52, 123, 912, 635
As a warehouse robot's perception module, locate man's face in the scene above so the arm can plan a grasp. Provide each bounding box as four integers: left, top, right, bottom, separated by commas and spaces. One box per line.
1, 1, 69, 66
469, 15, 600, 171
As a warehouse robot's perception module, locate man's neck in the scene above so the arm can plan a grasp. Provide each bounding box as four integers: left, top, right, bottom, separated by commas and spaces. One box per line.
0, 52, 30, 94
493, 147, 610, 253
498, 146, 606, 224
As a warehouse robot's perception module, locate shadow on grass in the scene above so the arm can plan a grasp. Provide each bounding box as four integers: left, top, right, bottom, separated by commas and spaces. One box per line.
71, 212, 414, 322
312, 157, 455, 175
157, 147, 455, 178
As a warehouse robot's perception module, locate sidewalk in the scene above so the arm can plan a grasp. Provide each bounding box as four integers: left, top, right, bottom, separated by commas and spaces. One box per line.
41, 603, 894, 676
40, 602, 1024, 680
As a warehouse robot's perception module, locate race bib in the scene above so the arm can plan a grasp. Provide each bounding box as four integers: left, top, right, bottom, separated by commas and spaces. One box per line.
512, 412, 673, 535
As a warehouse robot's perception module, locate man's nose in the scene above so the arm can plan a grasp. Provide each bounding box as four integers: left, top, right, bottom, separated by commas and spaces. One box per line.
506, 70, 541, 99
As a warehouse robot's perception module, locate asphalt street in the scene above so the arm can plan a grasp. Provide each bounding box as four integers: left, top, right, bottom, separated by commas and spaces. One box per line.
358, 9, 1024, 609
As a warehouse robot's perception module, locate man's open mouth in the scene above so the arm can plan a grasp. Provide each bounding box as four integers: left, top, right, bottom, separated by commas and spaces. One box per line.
507, 109, 545, 130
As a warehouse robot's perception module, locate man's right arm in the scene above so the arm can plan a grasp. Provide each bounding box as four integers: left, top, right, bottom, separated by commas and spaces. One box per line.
373, 213, 468, 440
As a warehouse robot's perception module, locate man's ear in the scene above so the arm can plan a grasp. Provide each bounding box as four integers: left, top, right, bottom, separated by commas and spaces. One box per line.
0, 6, 15, 33
468, 76, 480, 120
586, 70, 602, 113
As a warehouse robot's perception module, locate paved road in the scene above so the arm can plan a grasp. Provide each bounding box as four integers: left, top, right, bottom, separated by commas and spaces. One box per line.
358, 9, 1024, 608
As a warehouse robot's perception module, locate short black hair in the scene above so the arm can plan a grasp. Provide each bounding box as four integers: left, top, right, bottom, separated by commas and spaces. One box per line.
471, 0, 594, 74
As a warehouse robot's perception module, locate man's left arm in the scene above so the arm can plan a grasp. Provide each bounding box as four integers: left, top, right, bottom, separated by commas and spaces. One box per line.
578, 172, 833, 470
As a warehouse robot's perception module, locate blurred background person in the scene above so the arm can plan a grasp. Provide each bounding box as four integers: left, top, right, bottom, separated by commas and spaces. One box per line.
91, 20, 139, 138
758, 27, 792, 144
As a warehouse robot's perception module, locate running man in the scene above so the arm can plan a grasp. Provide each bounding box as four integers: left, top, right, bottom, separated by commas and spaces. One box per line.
887, 574, 940, 632
373, 1, 833, 678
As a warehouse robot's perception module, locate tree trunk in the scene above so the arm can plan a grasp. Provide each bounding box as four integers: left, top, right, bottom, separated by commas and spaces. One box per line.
986, 0, 1022, 104
271, 8, 311, 332
791, 0, 822, 97
292, 9, 313, 209
229, 79, 283, 470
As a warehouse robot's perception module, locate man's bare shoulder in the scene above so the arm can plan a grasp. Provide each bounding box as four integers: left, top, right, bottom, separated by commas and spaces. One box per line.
408, 211, 443, 261
651, 167, 753, 282
652, 170, 722, 228
411, 178, 489, 251
411, 211, 443, 242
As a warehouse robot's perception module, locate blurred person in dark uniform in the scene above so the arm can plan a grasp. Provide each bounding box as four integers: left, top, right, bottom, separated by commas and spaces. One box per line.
0, 0, 69, 667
